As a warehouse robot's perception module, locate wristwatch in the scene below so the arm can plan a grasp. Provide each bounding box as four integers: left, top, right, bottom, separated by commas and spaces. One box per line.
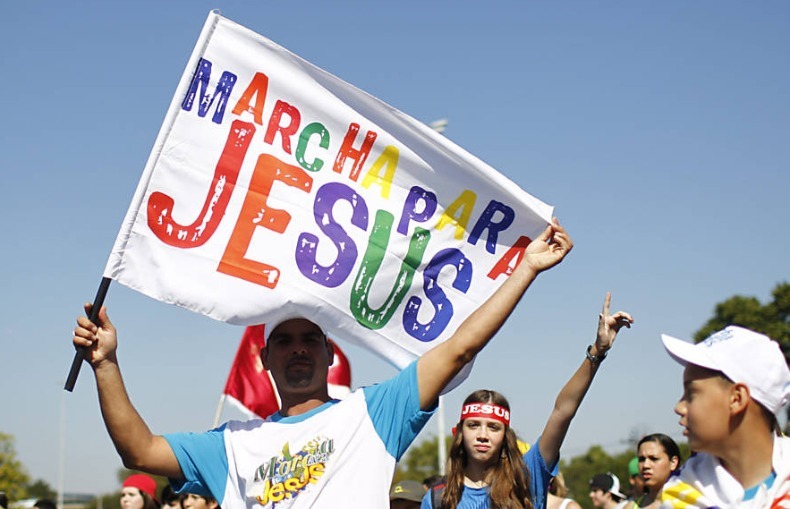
586, 344, 608, 364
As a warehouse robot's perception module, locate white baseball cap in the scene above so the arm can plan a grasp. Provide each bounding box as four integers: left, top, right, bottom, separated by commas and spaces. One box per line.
662, 325, 790, 415
264, 313, 326, 342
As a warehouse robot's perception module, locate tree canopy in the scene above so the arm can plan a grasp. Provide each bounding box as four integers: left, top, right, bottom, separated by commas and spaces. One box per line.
694, 282, 790, 345
0, 432, 31, 501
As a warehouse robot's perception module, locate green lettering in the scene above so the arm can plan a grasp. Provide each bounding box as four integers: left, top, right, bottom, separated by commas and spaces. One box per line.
351, 210, 430, 329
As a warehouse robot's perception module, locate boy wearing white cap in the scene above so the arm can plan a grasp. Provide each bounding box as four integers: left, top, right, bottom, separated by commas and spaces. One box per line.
660, 325, 790, 508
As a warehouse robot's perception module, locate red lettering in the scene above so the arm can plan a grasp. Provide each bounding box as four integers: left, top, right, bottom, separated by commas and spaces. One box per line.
146, 120, 256, 248
486, 236, 531, 280
333, 123, 377, 181
263, 100, 301, 154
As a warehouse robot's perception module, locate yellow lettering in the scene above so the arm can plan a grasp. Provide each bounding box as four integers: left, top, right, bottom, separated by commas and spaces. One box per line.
308, 463, 325, 483
361, 145, 399, 199
256, 479, 288, 504
268, 482, 285, 502
256, 462, 327, 504
435, 190, 477, 240
284, 476, 306, 492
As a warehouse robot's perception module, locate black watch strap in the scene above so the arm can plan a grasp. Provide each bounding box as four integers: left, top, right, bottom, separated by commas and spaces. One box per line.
586, 344, 607, 364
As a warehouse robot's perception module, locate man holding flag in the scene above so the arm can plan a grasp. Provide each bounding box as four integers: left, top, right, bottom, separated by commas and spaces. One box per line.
73, 219, 572, 509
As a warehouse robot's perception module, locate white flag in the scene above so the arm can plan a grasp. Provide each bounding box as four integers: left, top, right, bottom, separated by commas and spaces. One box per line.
105, 11, 553, 371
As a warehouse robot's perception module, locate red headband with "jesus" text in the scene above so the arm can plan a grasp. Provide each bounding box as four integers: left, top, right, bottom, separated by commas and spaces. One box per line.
459, 403, 511, 426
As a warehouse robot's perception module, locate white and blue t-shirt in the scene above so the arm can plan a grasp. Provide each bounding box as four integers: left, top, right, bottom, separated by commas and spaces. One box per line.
165, 361, 433, 509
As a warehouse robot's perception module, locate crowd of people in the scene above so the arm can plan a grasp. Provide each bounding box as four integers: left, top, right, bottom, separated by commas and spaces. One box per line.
70, 220, 790, 508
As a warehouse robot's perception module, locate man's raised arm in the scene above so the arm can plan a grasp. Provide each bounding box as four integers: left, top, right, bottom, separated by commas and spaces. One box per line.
73, 305, 183, 478
416, 218, 573, 409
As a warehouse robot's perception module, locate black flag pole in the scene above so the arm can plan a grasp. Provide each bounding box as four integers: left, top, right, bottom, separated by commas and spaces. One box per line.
64, 277, 112, 392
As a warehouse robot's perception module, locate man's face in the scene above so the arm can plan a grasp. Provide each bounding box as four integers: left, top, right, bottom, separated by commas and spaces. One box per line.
261, 318, 333, 395
674, 363, 734, 455
588, 488, 610, 508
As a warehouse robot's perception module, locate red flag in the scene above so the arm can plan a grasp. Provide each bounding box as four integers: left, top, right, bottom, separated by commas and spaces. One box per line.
327, 339, 352, 399
222, 325, 352, 419
222, 325, 279, 419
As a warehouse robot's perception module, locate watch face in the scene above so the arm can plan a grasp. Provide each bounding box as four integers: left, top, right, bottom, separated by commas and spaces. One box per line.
586, 345, 605, 363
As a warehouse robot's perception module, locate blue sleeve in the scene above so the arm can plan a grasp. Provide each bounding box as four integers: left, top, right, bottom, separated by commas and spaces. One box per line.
164, 425, 229, 501
362, 360, 436, 460
524, 437, 559, 509
420, 490, 432, 509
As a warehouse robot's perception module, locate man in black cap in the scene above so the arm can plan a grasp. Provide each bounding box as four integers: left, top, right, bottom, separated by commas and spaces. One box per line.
589, 472, 628, 509
390, 480, 423, 509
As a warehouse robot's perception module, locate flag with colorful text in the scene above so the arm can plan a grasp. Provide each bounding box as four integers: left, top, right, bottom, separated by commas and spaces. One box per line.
105, 12, 554, 371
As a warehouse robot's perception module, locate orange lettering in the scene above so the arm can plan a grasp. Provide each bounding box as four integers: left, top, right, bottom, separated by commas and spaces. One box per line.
218, 154, 312, 288
231, 72, 270, 125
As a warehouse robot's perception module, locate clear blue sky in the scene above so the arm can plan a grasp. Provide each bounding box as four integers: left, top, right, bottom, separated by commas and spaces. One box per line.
2, 0, 788, 497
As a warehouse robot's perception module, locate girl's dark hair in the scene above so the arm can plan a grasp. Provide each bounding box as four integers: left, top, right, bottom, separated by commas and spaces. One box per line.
637, 433, 681, 463
442, 390, 533, 509
140, 490, 160, 509
160, 485, 181, 507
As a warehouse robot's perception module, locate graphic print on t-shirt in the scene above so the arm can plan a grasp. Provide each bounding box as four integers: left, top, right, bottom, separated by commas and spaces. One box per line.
252, 436, 335, 506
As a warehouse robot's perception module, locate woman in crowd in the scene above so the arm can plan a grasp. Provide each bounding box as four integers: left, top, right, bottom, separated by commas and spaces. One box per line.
631, 433, 681, 508
121, 474, 160, 509
547, 472, 582, 509
423, 293, 633, 509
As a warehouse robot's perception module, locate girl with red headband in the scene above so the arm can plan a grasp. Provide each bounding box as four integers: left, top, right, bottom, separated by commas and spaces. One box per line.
424, 293, 633, 509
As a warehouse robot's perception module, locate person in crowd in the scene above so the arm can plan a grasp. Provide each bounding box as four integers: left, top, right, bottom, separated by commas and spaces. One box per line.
33, 500, 56, 509
659, 326, 790, 508
423, 475, 444, 492
423, 292, 633, 509
159, 485, 182, 509
625, 456, 644, 504
547, 472, 582, 509
589, 473, 628, 509
121, 473, 160, 509
73, 220, 573, 508
390, 480, 424, 509
181, 493, 218, 509
630, 433, 680, 508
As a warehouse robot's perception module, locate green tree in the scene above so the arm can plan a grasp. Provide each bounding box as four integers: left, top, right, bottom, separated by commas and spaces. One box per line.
394, 435, 452, 483
560, 445, 632, 509
0, 432, 31, 501
26, 479, 56, 500
694, 282, 790, 345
